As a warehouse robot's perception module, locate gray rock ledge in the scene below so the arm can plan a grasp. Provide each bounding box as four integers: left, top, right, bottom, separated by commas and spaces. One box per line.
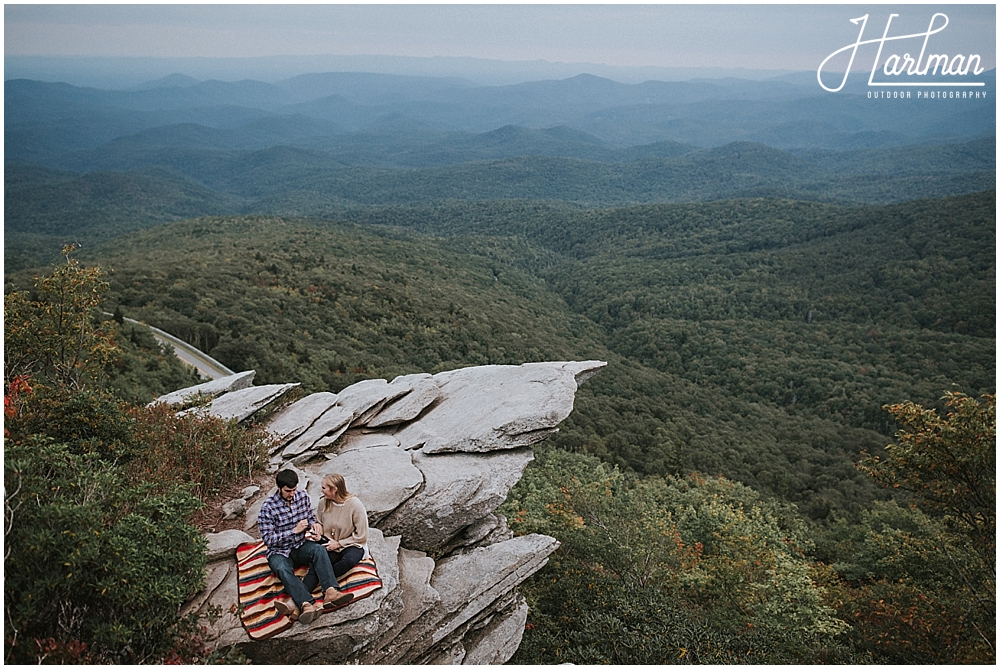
175, 360, 604, 663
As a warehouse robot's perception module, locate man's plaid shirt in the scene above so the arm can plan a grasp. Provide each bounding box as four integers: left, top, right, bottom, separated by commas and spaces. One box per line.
258, 489, 318, 558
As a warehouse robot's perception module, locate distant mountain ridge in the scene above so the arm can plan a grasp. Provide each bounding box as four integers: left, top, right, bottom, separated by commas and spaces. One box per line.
4, 53, 803, 88
5, 70, 994, 270
7, 70, 995, 156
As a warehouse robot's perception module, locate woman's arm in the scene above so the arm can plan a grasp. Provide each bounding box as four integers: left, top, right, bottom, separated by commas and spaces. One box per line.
341, 498, 369, 547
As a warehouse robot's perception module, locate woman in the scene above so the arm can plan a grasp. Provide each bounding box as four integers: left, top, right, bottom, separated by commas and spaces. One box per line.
310, 472, 368, 606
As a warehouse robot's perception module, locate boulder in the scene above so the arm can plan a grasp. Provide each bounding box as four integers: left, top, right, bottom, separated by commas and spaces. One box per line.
375, 448, 534, 552
317, 445, 422, 525
366, 373, 441, 427
439, 513, 514, 557
561, 359, 608, 385
335, 430, 401, 453
335, 378, 411, 428
221, 498, 246, 520
264, 392, 339, 447
392, 361, 606, 454
182, 383, 299, 422
150, 370, 255, 407
180, 559, 234, 621
379, 533, 559, 664
282, 405, 353, 458
205, 529, 256, 562
394, 548, 440, 632
427, 534, 559, 647
461, 597, 530, 665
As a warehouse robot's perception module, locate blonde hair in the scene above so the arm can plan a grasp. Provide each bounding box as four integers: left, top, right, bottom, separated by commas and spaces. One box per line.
321, 473, 354, 507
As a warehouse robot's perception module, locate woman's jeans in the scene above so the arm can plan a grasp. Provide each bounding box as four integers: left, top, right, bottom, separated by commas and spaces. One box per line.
302, 545, 365, 595
267, 540, 337, 610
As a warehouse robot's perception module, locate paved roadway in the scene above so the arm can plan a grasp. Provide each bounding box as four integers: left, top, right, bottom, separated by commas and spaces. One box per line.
110, 314, 235, 381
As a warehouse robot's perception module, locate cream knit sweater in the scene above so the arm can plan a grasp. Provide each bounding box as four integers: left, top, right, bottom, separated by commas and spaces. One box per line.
317, 495, 368, 549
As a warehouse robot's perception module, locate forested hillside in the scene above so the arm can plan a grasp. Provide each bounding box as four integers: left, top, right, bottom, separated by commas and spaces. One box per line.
5, 138, 994, 272
8, 187, 988, 523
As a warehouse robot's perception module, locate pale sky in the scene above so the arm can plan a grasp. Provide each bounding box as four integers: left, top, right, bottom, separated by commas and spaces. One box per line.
4, 4, 996, 72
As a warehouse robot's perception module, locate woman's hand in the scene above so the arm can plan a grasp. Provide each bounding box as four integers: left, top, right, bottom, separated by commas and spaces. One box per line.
326, 539, 342, 551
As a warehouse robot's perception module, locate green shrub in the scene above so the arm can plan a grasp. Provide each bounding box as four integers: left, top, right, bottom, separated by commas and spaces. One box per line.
503, 447, 851, 664
3, 249, 271, 663
128, 402, 274, 501
11, 384, 137, 462
4, 245, 117, 390
4, 437, 207, 663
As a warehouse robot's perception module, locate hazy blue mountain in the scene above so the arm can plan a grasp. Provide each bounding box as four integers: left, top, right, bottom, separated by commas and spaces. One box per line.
371, 124, 614, 166
274, 71, 476, 104
68, 115, 343, 154
4, 163, 79, 189
4, 79, 289, 114
577, 88, 995, 148
5, 165, 242, 237
5, 69, 994, 269
4, 53, 800, 89
6, 78, 281, 162
132, 73, 202, 90
9, 72, 994, 156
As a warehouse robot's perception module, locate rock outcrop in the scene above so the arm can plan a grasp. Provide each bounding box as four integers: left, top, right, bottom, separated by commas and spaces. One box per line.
164, 360, 606, 664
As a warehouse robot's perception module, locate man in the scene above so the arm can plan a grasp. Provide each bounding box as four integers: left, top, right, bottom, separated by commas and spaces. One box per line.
258, 469, 353, 624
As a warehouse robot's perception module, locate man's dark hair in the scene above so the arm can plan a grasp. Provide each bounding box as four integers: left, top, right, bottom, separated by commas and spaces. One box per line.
276, 469, 298, 490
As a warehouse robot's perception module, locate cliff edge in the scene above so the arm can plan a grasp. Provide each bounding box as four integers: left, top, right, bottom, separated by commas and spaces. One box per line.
162, 360, 606, 664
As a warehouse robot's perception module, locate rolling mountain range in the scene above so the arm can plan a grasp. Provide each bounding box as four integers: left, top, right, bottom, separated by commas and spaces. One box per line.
7, 70, 995, 161
6, 70, 994, 271
5, 69, 995, 359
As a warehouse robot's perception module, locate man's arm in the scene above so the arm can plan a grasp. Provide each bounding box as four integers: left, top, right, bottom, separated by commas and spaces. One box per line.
258, 501, 283, 548
294, 491, 318, 528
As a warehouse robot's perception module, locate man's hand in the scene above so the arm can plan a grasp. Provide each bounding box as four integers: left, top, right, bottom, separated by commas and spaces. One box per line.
294, 519, 310, 534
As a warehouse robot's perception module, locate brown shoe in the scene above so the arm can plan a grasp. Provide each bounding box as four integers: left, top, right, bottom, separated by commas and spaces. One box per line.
299, 601, 320, 625
274, 598, 298, 620
324, 587, 354, 608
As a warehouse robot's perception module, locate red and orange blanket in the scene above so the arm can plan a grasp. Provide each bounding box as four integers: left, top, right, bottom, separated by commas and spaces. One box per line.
235, 541, 382, 640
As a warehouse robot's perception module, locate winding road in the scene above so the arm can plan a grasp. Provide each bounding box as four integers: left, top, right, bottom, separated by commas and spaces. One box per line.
110, 314, 235, 381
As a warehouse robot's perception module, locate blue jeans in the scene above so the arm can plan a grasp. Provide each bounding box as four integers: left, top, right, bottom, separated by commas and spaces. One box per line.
267, 540, 338, 610
303, 545, 365, 594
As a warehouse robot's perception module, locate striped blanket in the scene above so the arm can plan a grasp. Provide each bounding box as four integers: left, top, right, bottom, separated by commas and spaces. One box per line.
235, 541, 382, 640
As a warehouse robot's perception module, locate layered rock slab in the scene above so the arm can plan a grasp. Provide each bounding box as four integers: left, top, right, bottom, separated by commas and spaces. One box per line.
377, 533, 559, 664
393, 360, 607, 454
150, 370, 255, 407
317, 444, 423, 525
264, 392, 339, 448
181, 383, 299, 422
366, 373, 440, 427
175, 360, 603, 664
377, 448, 534, 553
